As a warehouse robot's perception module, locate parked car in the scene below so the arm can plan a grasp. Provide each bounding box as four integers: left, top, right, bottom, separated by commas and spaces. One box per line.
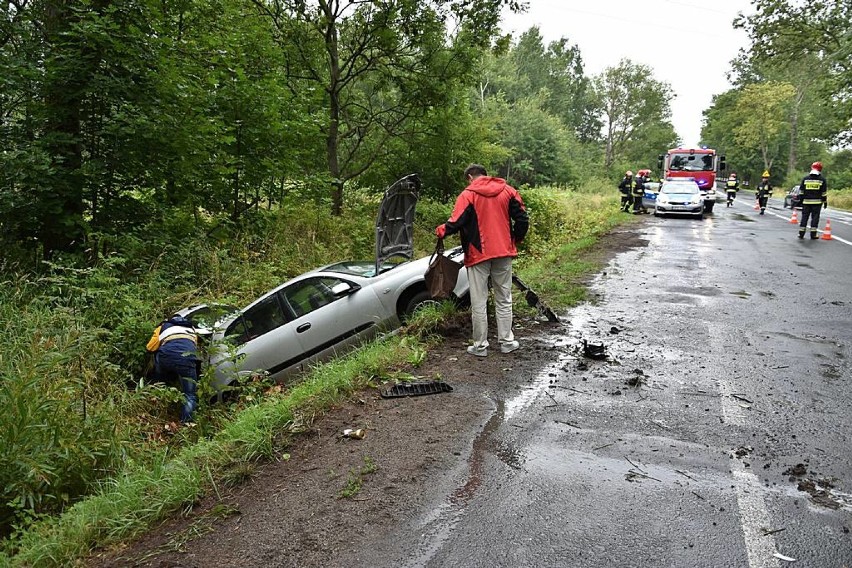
654, 179, 704, 219
784, 186, 803, 209
179, 174, 470, 393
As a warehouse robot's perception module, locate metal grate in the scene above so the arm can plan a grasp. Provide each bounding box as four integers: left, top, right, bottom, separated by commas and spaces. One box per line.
380, 381, 453, 398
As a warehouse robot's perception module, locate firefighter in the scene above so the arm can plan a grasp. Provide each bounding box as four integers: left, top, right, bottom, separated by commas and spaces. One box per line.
756, 170, 772, 215
632, 170, 647, 214
797, 161, 828, 240
618, 170, 634, 212
725, 173, 739, 207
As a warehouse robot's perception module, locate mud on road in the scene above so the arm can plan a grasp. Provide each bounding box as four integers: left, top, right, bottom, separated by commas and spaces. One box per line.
89, 228, 643, 568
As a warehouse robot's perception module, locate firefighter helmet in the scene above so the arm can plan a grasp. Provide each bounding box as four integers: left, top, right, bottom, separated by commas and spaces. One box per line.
729, 173, 737, 179
762, 170, 770, 178
625, 170, 633, 176
811, 161, 823, 171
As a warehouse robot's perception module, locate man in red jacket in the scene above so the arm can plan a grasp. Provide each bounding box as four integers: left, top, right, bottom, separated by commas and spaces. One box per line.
436, 164, 529, 357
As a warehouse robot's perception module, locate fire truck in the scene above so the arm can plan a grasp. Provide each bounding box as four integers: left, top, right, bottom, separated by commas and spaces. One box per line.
658, 147, 726, 213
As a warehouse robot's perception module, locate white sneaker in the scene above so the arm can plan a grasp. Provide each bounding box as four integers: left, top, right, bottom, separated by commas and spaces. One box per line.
466, 345, 488, 357
500, 341, 520, 354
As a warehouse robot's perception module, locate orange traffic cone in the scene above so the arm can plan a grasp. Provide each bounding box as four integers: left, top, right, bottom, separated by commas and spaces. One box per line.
789, 208, 799, 224
821, 218, 833, 240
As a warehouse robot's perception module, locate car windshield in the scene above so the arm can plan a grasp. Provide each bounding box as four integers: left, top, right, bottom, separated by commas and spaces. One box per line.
668, 153, 714, 172
662, 183, 699, 194
188, 304, 239, 330
325, 259, 405, 277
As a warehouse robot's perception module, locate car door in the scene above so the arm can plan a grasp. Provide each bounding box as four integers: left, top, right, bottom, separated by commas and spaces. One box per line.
279, 276, 386, 375
218, 293, 301, 382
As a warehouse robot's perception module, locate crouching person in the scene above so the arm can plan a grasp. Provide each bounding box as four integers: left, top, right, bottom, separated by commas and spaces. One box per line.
147, 315, 200, 424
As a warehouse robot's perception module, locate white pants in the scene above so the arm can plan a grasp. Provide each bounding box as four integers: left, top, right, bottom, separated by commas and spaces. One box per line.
467, 257, 515, 350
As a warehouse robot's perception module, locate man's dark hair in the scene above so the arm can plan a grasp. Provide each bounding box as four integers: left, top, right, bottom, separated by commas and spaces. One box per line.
464, 164, 487, 178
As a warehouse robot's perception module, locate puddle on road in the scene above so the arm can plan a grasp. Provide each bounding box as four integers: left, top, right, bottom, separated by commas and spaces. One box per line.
732, 214, 756, 222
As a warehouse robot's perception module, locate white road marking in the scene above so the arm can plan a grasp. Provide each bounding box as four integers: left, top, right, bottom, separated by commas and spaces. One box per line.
716, 379, 781, 568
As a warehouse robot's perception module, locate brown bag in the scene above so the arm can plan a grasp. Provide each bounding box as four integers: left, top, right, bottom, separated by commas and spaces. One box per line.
424, 238, 462, 299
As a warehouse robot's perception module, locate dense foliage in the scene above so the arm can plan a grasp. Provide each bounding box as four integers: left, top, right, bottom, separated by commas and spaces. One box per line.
701, 0, 852, 189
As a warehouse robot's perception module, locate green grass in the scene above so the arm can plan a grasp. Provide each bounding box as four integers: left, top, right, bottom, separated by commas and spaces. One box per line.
339, 457, 378, 499
828, 188, 852, 211
0, 181, 635, 567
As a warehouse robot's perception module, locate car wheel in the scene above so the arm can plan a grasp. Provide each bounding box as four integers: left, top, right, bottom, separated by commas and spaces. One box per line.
654, 210, 660, 217
402, 290, 439, 320
704, 202, 714, 213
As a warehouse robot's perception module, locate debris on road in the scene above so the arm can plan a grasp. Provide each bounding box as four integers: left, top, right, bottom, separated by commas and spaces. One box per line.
731, 394, 753, 404
512, 274, 559, 322
582, 339, 607, 360
773, 552, 797, 562
342, 428, 366, 439
761, 528, 786, 537
626, 369, 646, 387
783, 463, 807, 479
380, 380, 453, 398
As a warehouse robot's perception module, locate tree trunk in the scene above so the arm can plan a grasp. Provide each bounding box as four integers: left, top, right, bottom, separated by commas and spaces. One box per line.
41, 0, 88, 257
787, 87, 804, 176
322, 0, 343, 216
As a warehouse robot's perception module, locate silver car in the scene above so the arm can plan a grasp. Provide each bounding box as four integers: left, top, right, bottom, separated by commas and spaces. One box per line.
654, 179, 704, 219
181, 174, 469, 392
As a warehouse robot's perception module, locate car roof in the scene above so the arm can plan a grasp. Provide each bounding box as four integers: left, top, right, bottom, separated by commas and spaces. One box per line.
375, 174, 419, 274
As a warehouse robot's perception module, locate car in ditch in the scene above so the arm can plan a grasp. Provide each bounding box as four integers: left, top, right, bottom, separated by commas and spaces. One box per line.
654, 179, 704, 219
179, 174, 469, 393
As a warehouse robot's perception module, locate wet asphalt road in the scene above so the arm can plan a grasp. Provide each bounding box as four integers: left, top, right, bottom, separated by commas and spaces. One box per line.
356, 196, 852, 567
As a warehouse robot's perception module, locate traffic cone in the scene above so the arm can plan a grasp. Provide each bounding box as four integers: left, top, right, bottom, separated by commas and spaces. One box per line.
789, 208, 798, 224
821, 218, 833, 240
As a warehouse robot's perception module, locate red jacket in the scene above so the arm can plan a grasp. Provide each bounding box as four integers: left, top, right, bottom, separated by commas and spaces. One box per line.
439, 176, 529, 267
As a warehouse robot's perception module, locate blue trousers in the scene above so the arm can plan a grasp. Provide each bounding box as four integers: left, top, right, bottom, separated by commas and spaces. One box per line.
156, 353, 198, 423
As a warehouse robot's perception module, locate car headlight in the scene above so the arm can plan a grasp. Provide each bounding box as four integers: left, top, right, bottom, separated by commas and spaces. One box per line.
657, 195, 668, 204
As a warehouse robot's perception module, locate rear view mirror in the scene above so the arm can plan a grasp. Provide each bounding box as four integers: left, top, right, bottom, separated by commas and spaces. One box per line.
718, 156, 727, 171
332, 281, 359, 297
657, 155, 664, 170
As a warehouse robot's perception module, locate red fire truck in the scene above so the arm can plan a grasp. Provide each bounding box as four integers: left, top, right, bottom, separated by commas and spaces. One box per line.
658, 147, 726, 213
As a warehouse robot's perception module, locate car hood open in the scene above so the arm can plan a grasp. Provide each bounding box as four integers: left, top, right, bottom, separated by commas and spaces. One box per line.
374, 173, 420, 273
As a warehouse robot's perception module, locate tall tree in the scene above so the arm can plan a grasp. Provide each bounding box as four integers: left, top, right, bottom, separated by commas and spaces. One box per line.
251, 0, 523, 215
735, 0, 852, 144
732, 82, 796, 172
593, 59, 674, 170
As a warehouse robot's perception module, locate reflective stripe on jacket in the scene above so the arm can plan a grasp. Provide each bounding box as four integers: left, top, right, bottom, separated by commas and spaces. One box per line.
799, 174, 827, 206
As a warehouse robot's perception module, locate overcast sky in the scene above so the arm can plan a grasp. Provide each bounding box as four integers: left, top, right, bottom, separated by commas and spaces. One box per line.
500, 0, 753, 147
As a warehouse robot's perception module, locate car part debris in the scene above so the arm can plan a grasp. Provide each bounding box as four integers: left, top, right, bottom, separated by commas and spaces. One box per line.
343, 428, 365, 439
582, 339, 607, 360
380, 380, 453, 398
512, 275, 559, 322
773, 552, 796, 562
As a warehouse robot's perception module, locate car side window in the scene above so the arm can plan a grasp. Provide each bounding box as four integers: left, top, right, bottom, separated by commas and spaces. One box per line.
282, 277, 347, 318
225, 294, 288, 347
